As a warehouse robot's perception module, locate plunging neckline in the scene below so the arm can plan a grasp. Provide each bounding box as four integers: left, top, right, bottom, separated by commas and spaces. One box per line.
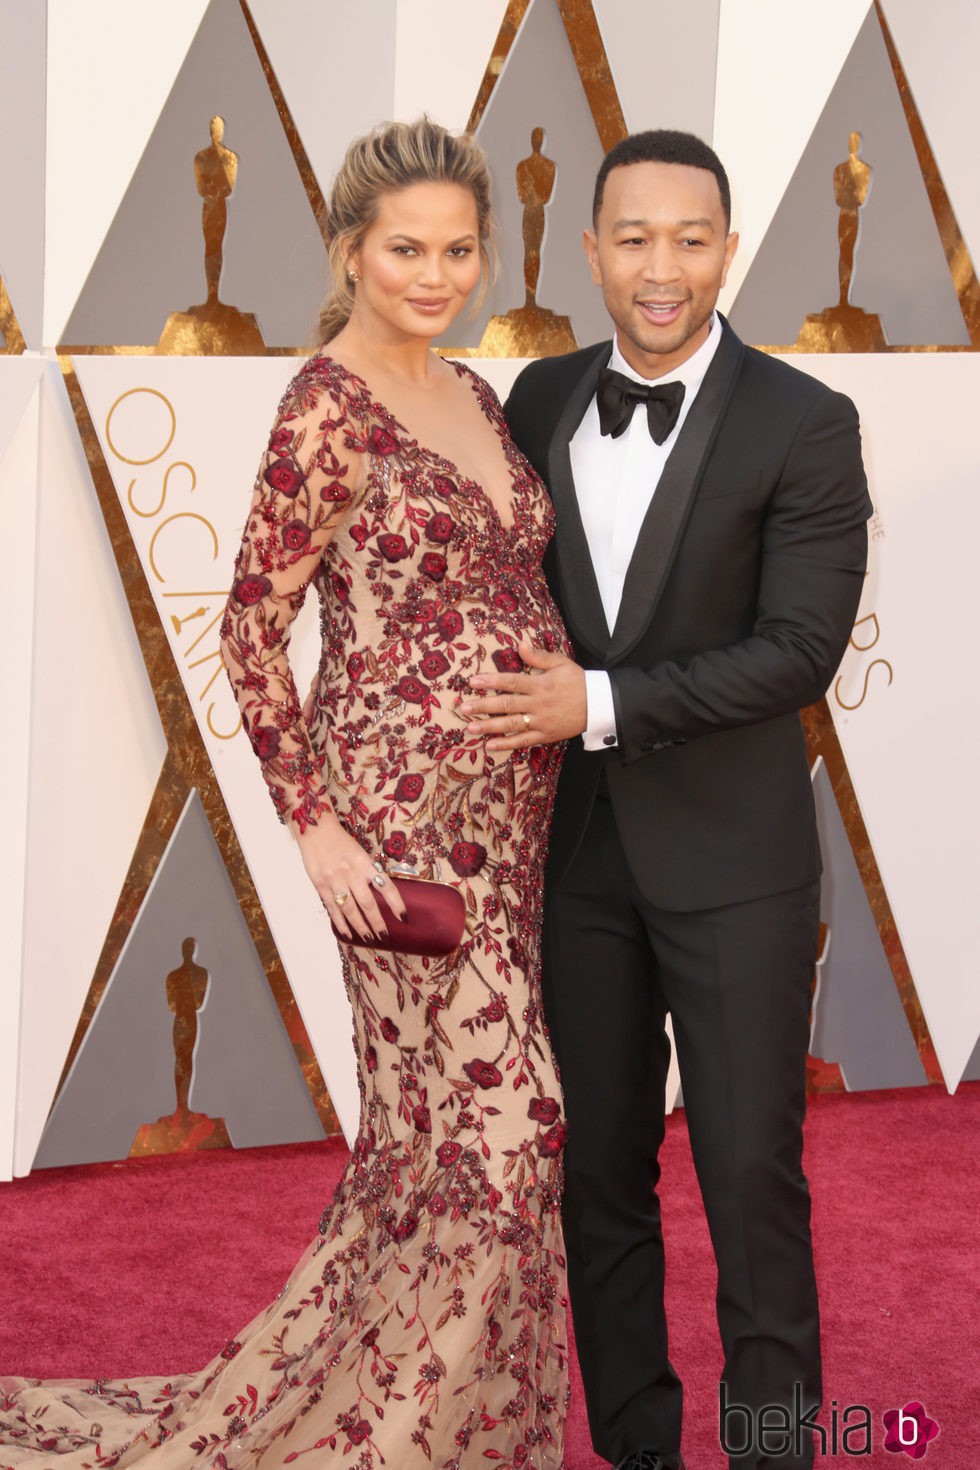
315, 352, 524, 535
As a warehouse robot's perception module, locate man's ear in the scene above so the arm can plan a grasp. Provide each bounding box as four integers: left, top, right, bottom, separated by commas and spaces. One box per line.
720, 230, 739, 288
583, 228, 602, 286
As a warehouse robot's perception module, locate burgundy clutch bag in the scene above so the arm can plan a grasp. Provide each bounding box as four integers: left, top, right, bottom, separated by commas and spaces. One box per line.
331, 867, 466, 958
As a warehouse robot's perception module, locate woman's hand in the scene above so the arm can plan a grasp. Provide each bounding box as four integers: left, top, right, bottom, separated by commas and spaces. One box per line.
296, 814, 408, 941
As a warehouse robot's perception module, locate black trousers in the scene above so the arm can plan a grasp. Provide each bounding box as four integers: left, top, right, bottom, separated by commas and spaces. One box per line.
543, 793, 821, 1469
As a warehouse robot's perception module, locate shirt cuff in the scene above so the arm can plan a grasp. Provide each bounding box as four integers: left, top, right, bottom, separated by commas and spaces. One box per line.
582, 670, 618, 751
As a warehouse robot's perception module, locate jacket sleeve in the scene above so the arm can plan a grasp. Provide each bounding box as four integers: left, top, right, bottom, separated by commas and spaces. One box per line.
503, 358, 552, 481
610, 387, 873, 764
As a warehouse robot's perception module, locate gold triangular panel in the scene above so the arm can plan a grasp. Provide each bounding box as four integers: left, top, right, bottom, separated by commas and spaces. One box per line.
0, 276, 26, 355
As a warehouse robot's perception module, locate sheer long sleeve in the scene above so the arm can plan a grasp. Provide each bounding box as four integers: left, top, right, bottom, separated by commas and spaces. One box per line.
220, 359, 369, 832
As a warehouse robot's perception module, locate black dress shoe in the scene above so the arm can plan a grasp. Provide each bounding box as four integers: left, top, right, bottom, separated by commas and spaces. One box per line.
613, 1452, 685, 1470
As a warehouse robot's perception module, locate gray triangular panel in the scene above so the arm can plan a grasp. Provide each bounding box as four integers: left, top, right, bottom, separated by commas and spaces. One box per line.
728, 6, 968, 348
0, 2, 46, 347
959, 1030, 980, 1084
810, 760, 927, 1090
61, 0, 325, 348
595, 0, 719, 140
440, 0, 609, 351
34, 789, 323, 1169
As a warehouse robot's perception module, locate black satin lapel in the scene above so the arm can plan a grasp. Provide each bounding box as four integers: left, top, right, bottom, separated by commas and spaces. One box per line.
546, 342, 611, 658
607, 323, 746, 663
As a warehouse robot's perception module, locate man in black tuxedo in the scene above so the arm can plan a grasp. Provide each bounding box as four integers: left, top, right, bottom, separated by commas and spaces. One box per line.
462, 132, 872, 1469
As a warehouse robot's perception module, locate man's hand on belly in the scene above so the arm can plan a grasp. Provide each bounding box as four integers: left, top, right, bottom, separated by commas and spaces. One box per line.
461, 637, 587, 750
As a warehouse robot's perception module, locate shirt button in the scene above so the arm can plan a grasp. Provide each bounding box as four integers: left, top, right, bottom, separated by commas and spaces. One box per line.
602, 734, 617, 747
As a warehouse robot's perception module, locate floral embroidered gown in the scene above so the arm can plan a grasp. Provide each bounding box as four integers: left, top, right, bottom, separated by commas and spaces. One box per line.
0, 356, 570, 1470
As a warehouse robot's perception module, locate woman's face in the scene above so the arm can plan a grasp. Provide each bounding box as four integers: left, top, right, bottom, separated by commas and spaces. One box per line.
348, 181, 482, 342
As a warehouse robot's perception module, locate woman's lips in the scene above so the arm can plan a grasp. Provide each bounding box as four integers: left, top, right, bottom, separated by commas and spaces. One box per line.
407, 298, 450, 314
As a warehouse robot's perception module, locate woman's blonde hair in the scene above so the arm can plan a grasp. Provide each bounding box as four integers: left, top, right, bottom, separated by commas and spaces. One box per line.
314, 118, 495, 346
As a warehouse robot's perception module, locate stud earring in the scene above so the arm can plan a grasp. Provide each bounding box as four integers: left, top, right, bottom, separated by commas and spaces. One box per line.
347, 268, 360, 283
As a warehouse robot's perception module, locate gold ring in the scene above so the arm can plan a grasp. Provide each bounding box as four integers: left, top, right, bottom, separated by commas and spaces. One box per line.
522, 713, 531, 729
334, 890, 349, 906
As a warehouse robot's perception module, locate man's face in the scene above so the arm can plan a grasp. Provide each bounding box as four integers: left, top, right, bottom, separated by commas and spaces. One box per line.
584, 160, 738, 379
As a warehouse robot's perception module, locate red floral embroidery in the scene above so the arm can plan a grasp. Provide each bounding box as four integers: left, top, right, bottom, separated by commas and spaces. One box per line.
250, 726, 281, 761
449, 840, 487, 877
233, 574, 273, 606
281, 519, 312, 551
463, 1059, 503, 1089
367, 425, 399, 454
394, 773, 424, 803
436, 609, 464, 641
426, 512, 454, 543
377, 532, 409, 561
538, 1121, 568, 1157
492, 647, 524, 673
420, 650, 450, 680
264, 458, 304, 496
397, 675, 429, 703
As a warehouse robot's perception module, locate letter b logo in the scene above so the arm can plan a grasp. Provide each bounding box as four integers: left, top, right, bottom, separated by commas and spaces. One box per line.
898, 1409, 918, 1446
882, 1401, 940, 1458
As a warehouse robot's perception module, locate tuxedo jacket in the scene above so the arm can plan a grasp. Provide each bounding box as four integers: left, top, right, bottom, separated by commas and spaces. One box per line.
505, 317, 873, 913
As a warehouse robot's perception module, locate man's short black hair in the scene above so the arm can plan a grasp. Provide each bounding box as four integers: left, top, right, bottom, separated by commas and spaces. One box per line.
592, 129, 731, 230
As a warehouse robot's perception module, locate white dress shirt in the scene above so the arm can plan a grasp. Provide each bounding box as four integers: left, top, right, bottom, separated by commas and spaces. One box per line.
570, 314, 723, 749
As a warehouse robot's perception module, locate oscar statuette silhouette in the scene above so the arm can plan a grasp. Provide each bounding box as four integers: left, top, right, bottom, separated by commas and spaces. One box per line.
130, 936, 232, 1155
796, 131, 887, 351
476, 127, 577, 357
157, 115, 265, 354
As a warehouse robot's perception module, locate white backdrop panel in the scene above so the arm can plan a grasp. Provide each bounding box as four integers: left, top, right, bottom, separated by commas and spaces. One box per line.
0, 366, 42, 1181
394, 0, 507, 131
790, 352, 980, 1090
73, 354, 365, 1136
714, 0, 869, 313
44, 0, 209, 344
0, 359, 46, 451
16, 361, 167, 1176
462, 355, 528, 405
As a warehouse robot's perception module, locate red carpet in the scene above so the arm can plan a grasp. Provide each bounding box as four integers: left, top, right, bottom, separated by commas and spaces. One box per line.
1, 1085, 976, 1466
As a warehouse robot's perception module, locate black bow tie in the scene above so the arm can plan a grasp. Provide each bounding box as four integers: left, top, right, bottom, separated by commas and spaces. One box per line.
596, 367, 685, 443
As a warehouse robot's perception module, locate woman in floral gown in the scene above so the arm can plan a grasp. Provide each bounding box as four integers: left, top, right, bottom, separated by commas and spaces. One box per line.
0, 122, 569, 1468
